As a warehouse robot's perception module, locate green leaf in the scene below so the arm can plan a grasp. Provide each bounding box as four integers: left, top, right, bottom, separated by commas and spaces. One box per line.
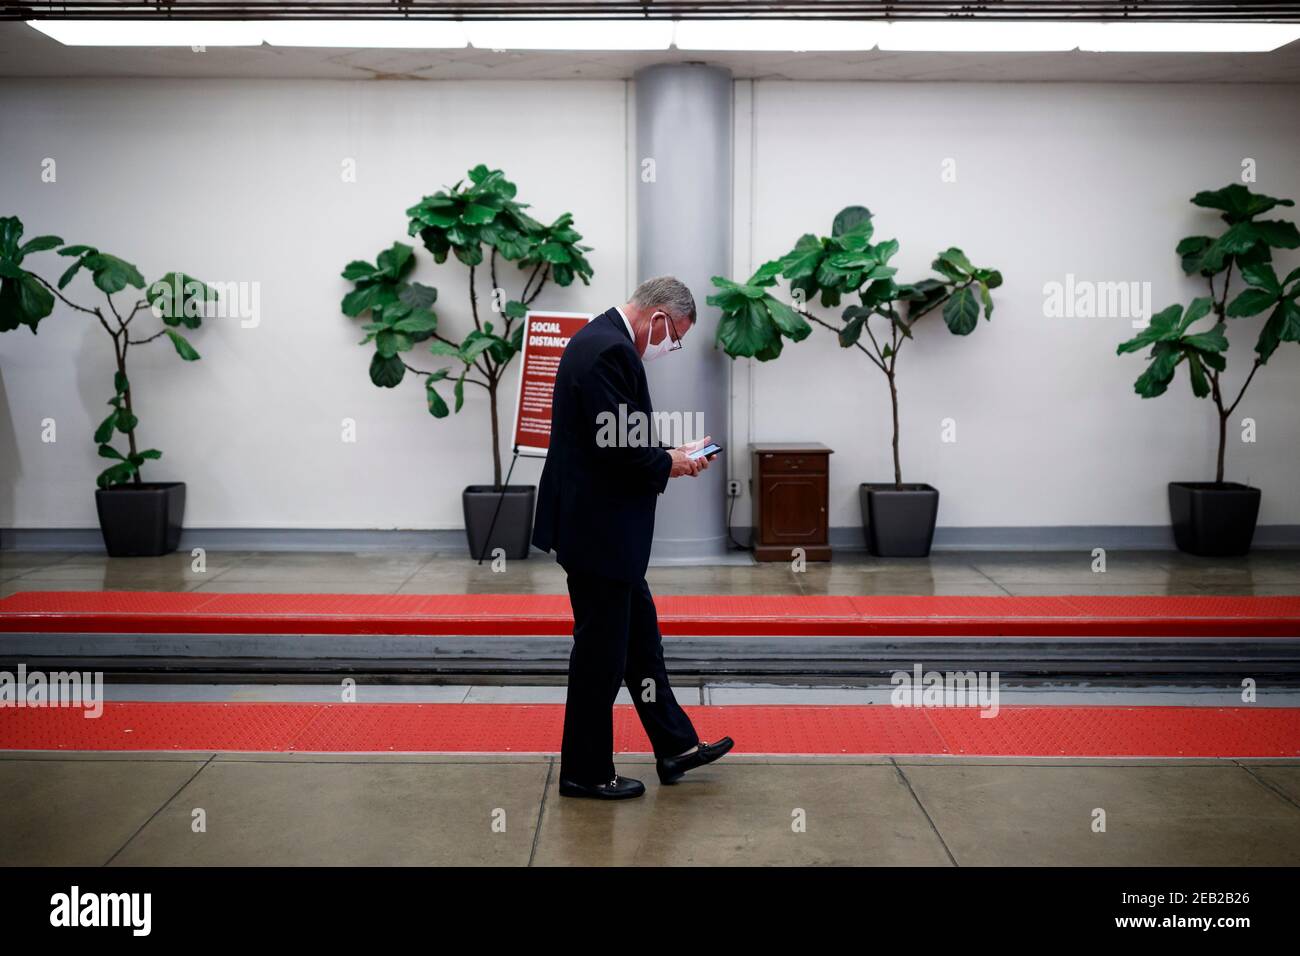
1182, 324, 1228, 354
1176, 235, 1220, 276
375, 242, 415, 280
764, 295, 812, 342
392, 310, 438, 335
941, 286, 979, 335
1250, 219, 1300, 250
936, 247, 974, 277
96, 460, 138, 489
452, 243, 483, 267
148, 272, 217, 329
375, 328, 412, 358
749, 260, 784, 288
839, 309, 868, 348
17, 235, 63, 256
1185, 351, 1210, 398
428, 340, 461, 358
779, 234, 824, 281
460, 333, 495, 364
1117, 304, 1188, 354
398, 281, 438, 311
453, 372, 466, 413
716, 297, 780, 359
1239, 262, 1281, 295
1256, 298, 1300, 363
1133, 342, 1181, 398
1179, 296, 1214, 332
93, 412, 118, 444
164, 329, 200, 361
1227, 287, 1279, 318
0, 273, 55, 333
56, 256, 86, 291
537, 242, 572, 264
831, 206, 873, 238
426, 382, 450, 419
84, 253, 145, 295
462, 203, 499, 225
1191, 184, 1295, 224
369, 352, 406, 388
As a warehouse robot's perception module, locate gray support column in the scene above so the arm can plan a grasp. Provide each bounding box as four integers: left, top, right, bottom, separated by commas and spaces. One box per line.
635, 63, 732, 564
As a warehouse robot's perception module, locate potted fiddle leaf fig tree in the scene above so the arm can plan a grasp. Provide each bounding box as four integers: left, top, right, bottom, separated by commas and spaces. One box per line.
340, 164, 592, 560
1117, 184, 1300, 556
708, 205, 1001, 557
1, 215, 217, 556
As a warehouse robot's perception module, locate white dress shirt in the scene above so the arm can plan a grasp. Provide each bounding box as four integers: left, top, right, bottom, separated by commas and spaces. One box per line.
614, 305, 635, 343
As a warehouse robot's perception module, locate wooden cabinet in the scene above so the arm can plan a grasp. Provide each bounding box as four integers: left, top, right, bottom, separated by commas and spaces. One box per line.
750, 443, 833, 562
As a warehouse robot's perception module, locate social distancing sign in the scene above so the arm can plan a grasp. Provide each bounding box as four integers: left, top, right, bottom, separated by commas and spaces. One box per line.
511, 311, 591, 455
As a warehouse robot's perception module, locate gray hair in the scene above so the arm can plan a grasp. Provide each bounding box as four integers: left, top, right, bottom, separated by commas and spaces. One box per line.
630, 276, 697, 325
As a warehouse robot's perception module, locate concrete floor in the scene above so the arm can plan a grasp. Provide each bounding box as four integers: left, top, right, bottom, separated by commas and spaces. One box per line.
1, 751, 1298, 866
3, 548, 1298, 866
3, 547, 1300, 597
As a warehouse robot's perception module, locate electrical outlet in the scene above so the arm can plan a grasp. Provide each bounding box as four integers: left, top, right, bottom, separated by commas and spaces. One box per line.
727, 479, 741, 498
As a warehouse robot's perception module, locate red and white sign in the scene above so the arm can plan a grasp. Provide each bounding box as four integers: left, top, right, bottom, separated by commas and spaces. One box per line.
511, 311, 591, 455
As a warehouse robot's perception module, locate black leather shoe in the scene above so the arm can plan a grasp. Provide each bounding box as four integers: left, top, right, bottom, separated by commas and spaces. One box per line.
657, 737, 734, 784
558, 774, 646, 800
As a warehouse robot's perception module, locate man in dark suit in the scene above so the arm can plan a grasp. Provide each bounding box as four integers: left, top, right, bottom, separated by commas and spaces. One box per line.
533, 276, 734, 800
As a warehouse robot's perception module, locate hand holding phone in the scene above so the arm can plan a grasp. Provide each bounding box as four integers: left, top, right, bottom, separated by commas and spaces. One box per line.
687, 442, 723, 461
670, 435, 719, 478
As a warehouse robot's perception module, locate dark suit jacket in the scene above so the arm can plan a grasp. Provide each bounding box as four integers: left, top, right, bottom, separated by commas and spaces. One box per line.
532, 308, 672, 582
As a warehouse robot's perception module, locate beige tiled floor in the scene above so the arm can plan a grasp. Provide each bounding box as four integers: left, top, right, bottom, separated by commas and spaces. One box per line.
2, 752, 1297, 867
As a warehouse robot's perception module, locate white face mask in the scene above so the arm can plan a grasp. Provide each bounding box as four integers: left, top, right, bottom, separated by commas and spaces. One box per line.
640, 312, 679, 363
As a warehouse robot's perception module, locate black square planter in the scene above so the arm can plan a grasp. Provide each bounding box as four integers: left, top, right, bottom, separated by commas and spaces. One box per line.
94, 481, 186, 557
463, 485, 536, 561
1168, 481, 1261, 557
859, 483, 940, 558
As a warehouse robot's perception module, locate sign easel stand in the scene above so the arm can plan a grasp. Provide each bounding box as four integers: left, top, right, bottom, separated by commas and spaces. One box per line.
478, 448, 554, 564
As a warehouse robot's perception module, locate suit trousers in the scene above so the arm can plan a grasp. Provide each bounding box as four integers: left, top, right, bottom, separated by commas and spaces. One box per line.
560, 571, 699, 785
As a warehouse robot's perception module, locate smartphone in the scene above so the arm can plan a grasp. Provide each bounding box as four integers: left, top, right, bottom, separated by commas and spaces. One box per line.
687, 442, 723, 461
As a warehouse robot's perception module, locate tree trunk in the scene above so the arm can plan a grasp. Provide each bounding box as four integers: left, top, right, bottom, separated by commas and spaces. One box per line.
1216, 409, 1227, 484
888, 372, 902, 488
488, 381, 502, 489
117, 340, 141, 486
1210, 368, 1227, 485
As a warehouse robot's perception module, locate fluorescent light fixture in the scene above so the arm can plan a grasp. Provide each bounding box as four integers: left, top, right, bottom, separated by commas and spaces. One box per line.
878, 22, 1093, 52
27, 19, 264, 47
260, 21, 467, 49
465, 19, 673, 51
1080, 23, 1300, 53
674, 19, 881, 51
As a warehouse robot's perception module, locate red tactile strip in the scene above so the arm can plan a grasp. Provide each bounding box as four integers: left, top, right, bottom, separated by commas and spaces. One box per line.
1, 592, 1299, 637
0, 703, 1296, 757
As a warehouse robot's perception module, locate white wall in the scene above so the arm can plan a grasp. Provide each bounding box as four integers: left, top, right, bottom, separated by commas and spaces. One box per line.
3, 77, 1299, 535
730, 81, 1300, 531
0, 78, 630, 529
